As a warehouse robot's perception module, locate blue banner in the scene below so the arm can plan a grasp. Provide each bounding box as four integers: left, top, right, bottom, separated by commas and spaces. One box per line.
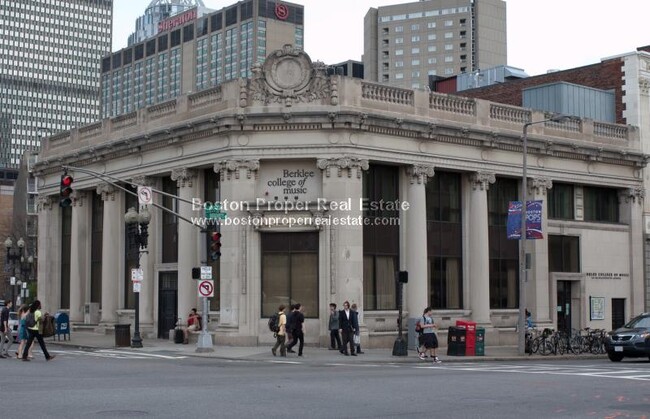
507, 200, 544, 240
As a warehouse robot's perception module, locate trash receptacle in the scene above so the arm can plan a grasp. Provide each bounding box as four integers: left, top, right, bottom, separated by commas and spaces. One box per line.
475, 327, 485, 356
447, 326, 466, 356
114, 324, 131, 347
54, 312, 70, 341
456, 320, 477, 356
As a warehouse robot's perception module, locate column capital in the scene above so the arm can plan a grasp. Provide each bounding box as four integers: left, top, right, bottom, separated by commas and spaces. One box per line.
96, 183, 116, 201
470, 172, 496, 191
317, 156, 369, 178
71, 190, 87, 207
36, 195, 56, 211
131, 175, 156, 187
528, 177, 553, 196
171, 168, 197, 188
639, 77, 650, 95
213, 159, 260, 181
406, 164, 435, 185
622, 186, 645, 204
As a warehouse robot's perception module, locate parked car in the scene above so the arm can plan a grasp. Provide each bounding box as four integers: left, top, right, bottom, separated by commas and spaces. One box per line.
604, 313, 650, 362
9, 311, 19, 343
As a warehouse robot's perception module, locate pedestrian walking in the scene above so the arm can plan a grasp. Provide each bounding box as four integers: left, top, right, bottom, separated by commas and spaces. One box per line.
328, 303, 341, 350
285, 304, 295, 348
0, 300, 12, 358
21, 300, 55, 362
15, 304, 33, 360
419, 307, 441, 363
271, 305, 287, 357
286, 303, 305, 356
338, 301, 358, 356
350, 303, 364, 354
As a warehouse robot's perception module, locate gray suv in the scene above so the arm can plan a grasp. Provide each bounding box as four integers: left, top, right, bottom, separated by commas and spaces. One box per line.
605, 313, 650, 362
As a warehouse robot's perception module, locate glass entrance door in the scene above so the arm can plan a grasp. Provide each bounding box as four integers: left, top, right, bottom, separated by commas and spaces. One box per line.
557, 280, 572, 334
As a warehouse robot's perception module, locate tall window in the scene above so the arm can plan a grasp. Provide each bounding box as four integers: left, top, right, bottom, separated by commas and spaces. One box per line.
60, 206, 72, 309
583, 186, 619, 223
170, 48, 181, 98
210, 32, 223, 85
261, 232, 318, 318
157, 52, 168, 102
162, 177, 178, 263
548, 183, 574, 219
548, 235, 580, 272
124, 186, 138, 309
426, 172, 462, 309
239, 21, 253, 78
363, 165, 399, 310
196, 38, 209, 91
488, 178, 519, 309
91, 193, 104, 305
204, 169, 220, 311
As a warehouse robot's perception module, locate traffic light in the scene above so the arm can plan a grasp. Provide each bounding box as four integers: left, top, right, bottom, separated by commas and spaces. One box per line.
209, 231, 222, 261
59, 174, 74, 207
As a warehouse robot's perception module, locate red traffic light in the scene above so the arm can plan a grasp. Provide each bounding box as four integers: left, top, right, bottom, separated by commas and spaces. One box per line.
209, 231, 222, 261
211, 232, 222, 241
60, 174, 74, 207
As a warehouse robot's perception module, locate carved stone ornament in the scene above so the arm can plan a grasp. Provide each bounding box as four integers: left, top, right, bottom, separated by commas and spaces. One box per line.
242, 44, 335, 107
317, 157, 369, 179
214, 159, 260, 181
96, 183, 116, 201
470, 172, 496, 191
527, 177, 553, 196
131, 175, 155, 187
625, 186, 645, 203
639, 78, 650, 95
36, 195, 55, 211
171, 168, 197, 188
406, 165, 435, 185
71, 190, 86, 207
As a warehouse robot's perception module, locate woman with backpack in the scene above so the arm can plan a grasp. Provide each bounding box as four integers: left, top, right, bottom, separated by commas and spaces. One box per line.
418, 307, 441, 363
21, 300, 55, 362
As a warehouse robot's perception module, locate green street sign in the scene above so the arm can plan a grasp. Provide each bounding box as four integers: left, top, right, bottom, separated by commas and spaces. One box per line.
205, 204, 227, 220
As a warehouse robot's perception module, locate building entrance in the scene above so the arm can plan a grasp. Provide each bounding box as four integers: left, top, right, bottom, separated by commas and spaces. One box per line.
158, 272, 178, 339
557, 280, 572, 334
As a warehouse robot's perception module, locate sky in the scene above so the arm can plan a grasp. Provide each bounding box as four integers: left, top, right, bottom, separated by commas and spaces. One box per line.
111, 0, 650, 77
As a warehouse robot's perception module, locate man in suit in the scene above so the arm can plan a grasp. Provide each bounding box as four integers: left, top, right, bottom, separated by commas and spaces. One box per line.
338, 301, 358, 356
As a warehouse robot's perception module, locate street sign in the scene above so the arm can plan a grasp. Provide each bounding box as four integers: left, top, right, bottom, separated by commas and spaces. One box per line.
200, 266, 212, 280
133, 282, 142, 293
198, 280, 214, 298
131, 268, 144, 282
204, 204, 227, 220
22, 282, 27, 289
10, 276, 16, 285
137, 186, 153, 205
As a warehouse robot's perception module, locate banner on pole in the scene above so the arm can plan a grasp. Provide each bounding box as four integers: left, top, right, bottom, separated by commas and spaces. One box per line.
507, 200, 544, 240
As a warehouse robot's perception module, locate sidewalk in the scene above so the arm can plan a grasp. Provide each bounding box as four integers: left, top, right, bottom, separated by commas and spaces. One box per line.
47, 331, 607, 364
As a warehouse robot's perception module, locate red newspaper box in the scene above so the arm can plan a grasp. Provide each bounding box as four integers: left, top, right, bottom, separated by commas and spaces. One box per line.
456, 320, 477, 356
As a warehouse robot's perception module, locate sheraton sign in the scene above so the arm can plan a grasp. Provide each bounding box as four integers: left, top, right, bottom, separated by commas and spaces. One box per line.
158, 8, 197, 32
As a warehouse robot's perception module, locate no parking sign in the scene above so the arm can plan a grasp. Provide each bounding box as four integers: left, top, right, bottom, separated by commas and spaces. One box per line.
198, 280, 214, 298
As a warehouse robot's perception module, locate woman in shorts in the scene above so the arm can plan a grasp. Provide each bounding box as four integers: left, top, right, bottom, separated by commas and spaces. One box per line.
420, 307, 441, 363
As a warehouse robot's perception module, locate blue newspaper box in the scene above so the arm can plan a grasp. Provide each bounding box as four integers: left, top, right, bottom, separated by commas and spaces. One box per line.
54, 312, 70, 341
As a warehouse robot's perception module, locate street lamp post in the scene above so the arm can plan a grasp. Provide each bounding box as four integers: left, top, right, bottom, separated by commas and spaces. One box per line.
518, 114, 569, 356
4, 237, 26, 307
125, 206, 151, 349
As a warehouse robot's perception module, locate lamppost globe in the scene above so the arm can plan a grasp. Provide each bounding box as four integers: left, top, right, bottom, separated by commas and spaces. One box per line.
17, 237, 25, 249
4, 237, 12, 249
28, 255, 34, 264
124, 207, 139, 224
138, 206, 151, 225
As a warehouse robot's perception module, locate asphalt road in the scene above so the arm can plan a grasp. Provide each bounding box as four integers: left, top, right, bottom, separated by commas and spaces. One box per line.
2, 347, 649, 419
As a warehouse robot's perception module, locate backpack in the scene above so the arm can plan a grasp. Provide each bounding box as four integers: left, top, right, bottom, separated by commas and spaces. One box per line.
268, 313, 280, 334
41, 314, 56, 338
415, 316, 425, 335
25, 312, 36, 328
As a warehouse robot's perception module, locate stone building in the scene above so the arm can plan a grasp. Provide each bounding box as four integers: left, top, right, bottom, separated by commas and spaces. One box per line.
32, 46, 646, 347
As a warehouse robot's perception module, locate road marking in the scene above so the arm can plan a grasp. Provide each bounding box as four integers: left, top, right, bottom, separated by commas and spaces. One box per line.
48, 349, 187, 360
269, 360, 301, 364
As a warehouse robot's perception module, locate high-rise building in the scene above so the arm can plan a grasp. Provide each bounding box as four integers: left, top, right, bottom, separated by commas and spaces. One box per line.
0, 0, 113, 168
102, 0, 304, 119
364, 0, 506, 89
127, 0, 212, 46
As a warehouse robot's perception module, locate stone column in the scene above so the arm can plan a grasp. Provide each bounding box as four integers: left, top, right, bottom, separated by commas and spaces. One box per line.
405, 165, 435, 320
171, 168, 200, 325
317, 157, 368, 310
624, 187, 645, 315
69, 191, 89, 323
527, 177, 553, 324
131, 176, 157, 328
468, 172, 495, 325
214, 160, 259, 330
97, 183, 121, 324
36, 196, 61, 312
